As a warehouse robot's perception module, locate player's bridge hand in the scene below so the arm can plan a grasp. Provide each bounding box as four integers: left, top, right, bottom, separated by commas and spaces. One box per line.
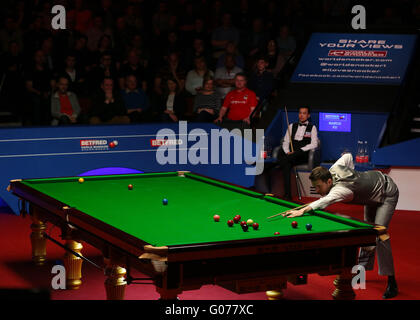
282, 209, 306, 218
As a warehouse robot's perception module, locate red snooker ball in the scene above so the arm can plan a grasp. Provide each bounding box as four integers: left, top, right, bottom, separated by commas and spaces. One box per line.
227, 220, 234, 227
213, 215, 220, 222
252, 223, 259, 230
233, 216, 241, 223
274, 232, 280, 235
128, 184, 133, 190
240, 221, 247, 227
291, 221, 298, 228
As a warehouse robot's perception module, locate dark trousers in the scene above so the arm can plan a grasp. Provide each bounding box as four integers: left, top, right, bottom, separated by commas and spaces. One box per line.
128, 111, 142, 123
195, 110, 216, 122
160, 113, 177, 122
24, 93, 50, 126
58, 115, 71, 125
220, 119, 251, 131
259, 149, 308, 198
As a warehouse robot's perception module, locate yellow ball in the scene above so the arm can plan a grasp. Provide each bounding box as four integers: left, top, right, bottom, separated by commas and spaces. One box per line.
78, 178, 84, 183
247, 219, 254, 226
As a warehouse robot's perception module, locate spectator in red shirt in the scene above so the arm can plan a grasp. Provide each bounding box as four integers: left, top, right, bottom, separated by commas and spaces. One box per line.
215, 73, 257, 127
50, 76, 81, 125
67, 0, 93, 34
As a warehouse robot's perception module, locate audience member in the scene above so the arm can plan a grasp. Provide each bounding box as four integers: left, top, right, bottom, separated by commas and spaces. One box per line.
152, 1, 171, 34
211, 13, 240, 59
67, 0, 93, 34
50, 76, 81, 126
121, 74, 150, 123
88, 51, 118, 92
233, 0, 253, 31
248, 56, 274, 104
0, 47, 25, 117
216, 41, 245, 69
22, 16, 49, 60
40, 36, 57, 73
95, 0, 116, 29
185, 56, 214, 96
113, 17, 134, 60
264, 39, 285, 78
156, 77, 186, 122
164, 30, 183, 58
0, 18, 23, 53
124, 4, 145, 32
127, 34, 150, 74
183, 38, 212, 71
154, 52, 186, 96
214, 53, 243, 99
215, 72, 257, 128
90, 35, 115, 67
187, 18, 211, 48
276, 25, 296, 62
193, 76, 221, 122
61, 52, 86, 96
89, 77, 129, 124
207, 0, 224, 30
1, 41, 24, 73
240, 17, 269, 63
73, 35, 92, 73
119, 49, 148, 92
23, 50, 54, 126
86, 16, 113, 52
264, 0, 280, 36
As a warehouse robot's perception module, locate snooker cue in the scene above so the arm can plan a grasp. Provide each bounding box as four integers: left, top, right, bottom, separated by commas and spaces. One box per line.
43, 232, 103, 270
267, 203, 309, 219
284, 106, 294, 153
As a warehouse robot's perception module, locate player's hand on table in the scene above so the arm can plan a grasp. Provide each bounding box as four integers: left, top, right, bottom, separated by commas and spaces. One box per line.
282, 208, 306, 218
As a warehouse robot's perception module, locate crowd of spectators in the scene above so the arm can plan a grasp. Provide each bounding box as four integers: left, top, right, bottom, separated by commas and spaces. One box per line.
0, 0, 418, 126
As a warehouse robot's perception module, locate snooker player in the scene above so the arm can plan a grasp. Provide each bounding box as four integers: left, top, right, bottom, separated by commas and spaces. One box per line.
282, 153, 399, 299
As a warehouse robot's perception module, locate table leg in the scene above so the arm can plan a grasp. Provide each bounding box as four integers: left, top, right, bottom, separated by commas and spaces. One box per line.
266, 290, 284, 300
30, 211, 47, 266
332, 270, 356, 300
63, 239, 83, 290
157, 288, 180, 300
104, 257, 127, 300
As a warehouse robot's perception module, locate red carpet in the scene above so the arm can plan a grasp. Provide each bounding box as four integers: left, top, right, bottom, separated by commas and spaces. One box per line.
1, 199, 419, 300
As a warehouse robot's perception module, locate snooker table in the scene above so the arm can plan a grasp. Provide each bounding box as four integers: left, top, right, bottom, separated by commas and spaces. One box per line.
8, 171, 383, 300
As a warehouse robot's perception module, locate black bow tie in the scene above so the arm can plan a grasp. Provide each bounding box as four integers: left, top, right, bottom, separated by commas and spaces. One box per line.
298, 123, 307, 126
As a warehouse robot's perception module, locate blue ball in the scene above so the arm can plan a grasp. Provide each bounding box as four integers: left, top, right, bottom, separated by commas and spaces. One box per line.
162, 198, 168, 205
306, 223, 312, 231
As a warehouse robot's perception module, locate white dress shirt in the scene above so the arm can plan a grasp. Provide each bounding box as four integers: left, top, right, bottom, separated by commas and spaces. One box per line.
309, 153, 355, 210
282, 121, 318, 153
166, 93, 175, 112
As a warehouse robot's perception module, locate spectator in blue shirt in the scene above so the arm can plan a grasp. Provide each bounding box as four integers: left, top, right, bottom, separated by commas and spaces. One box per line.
121, 74, 150, 123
